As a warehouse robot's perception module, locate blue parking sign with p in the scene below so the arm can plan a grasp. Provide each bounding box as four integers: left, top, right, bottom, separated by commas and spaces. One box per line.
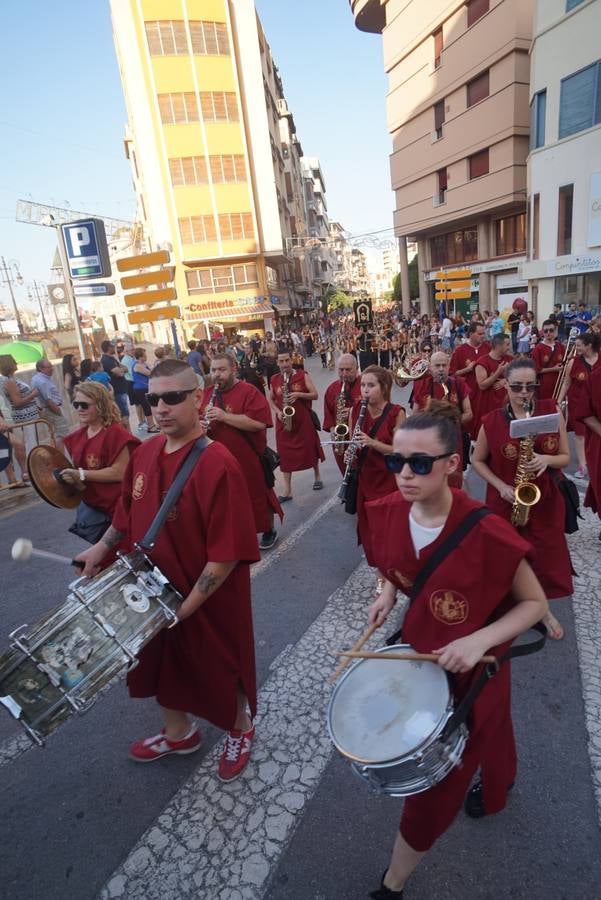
61, 218, 111, 279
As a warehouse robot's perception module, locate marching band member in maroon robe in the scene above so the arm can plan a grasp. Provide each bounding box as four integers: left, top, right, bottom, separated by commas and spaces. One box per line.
556, 332, 601, 479
531, 319, 565, 400
201, 353, 283, 551
472, 359, 572, 640
322, 353, 362, 475
577, 365, 601, 522
411, 351, 472, 487
75, 360, 260, 783
365, 403, 547, 899
472, 333, 512, 437
349, 366, 405, 565
449, 322, 490, 438
270, 350, 324, 501
61, 381, 140, 524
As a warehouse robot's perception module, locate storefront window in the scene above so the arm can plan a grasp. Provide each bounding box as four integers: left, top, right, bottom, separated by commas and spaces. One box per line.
430, 226, 478, 267
495, 212, 526, 256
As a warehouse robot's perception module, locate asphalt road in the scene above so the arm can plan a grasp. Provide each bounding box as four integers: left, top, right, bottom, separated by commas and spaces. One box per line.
0, 356, 600, 900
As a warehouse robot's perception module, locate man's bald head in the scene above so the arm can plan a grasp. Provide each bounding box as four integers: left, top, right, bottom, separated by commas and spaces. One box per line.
150, 358, 199, 389
429, 351, 450, 379
337, 353, 358, 383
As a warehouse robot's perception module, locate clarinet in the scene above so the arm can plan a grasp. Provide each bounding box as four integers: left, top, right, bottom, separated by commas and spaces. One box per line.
202, 385, 220, 433
338, 398, 368, 502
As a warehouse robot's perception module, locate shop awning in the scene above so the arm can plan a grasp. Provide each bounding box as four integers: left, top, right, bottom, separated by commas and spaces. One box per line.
185, 300, 274, 323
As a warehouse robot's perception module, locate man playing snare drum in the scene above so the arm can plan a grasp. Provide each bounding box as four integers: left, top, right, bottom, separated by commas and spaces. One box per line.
76, 359, 260, 783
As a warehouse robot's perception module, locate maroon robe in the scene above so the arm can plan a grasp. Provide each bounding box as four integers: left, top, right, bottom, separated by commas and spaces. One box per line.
200, 381, 283, 533
481, 400, 573, 599
566, 354, 601, 436
411, 374, 470, 488
64, 423, 139, 517
532, 341, 565, 400
271, 370, 325, 473
112, 437, 260, 731
449, 341, 491, 398
350, 400, 404, 565
366, 489, 532, 851
322, 377, 362, 475
472, 353, 513, 438
576, 366, 601, 516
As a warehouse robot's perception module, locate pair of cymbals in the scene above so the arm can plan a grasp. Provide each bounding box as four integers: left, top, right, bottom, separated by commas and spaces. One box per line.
27, 445, 82, 509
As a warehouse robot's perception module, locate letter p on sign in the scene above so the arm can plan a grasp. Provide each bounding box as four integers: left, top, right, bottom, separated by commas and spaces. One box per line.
70, 226, 91, 256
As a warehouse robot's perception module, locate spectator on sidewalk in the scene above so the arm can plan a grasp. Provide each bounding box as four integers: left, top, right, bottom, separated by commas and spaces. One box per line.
31, 359, 70, 452
100, 340, 130, 430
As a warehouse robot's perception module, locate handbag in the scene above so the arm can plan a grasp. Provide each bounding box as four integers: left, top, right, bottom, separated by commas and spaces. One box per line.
309, 408, 322, 432
69, 501, 112, 545
344, 404, 391, 516
551, 471, 582, 534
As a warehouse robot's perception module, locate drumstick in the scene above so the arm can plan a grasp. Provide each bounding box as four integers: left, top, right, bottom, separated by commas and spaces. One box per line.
11, 538, 84, 569
329, 622, 380, 682
335, 649, 498, 665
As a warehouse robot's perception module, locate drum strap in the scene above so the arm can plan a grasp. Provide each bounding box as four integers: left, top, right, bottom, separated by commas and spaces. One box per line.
139, 437, 208, 551
439, 622, 547, 742
386, 507, 491, 647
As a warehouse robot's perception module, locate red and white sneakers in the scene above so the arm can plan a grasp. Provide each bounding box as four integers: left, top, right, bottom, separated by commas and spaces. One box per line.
129, 727, 202, 763
217, 724, 255, 782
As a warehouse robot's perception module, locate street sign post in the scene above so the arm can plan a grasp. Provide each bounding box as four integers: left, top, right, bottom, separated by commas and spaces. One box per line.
60, 218, 111, 279
434, 268, 473, 305
73, 283, 116, 297
117, 249, 178, 328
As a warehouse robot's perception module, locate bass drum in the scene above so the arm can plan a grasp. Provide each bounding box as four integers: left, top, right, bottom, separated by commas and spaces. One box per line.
327, 644, 467, 797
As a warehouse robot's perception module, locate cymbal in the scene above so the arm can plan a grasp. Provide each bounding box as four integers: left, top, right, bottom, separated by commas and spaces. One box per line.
27, 445, 82, 509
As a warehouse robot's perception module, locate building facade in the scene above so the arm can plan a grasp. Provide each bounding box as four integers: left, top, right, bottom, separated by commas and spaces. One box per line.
110, 0, 314, 340
521, 0, 601, 320
351, 0, 534, 317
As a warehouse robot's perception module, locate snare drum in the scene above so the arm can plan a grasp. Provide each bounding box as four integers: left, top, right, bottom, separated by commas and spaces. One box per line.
327, 644, 467, 797
0, 550, 181, 745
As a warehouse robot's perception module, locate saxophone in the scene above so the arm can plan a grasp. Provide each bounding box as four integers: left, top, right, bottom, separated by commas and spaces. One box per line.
510, 400, 542, 527
333, 382, 350, 455
338, 398, 368, 501
281, 373, 296, 433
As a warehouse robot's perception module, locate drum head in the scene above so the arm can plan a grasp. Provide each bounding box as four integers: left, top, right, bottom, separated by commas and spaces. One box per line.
328, 645, 450, 765
27, 445, 82, 509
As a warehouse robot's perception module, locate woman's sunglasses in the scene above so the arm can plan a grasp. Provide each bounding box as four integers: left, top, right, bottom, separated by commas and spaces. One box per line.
72, 401, 91, 410
385, 452, 452, 475
145, 389, 196, 407
507, 383, 538, 393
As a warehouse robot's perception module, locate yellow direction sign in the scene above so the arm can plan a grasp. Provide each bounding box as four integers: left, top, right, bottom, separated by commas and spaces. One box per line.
435, 280, 471, 291
436, 290, 472, 300
124, 287, 177, 308
120, 268, 175, 290
435, 268, 472, 280
116, 250, 171, 272
128, 306, 181, 325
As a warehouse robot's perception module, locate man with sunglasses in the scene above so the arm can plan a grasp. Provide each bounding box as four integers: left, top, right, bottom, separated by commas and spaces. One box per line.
201, 353, 282, 550
75, 359, 260, 782
531, 319, 565, 400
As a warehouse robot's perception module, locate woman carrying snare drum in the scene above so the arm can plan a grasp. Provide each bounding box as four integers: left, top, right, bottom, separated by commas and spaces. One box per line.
60, 382, 139, 543
365, 403, 547, 899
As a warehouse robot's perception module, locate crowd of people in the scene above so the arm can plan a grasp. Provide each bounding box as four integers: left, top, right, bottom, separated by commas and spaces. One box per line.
1, 297, 601, 897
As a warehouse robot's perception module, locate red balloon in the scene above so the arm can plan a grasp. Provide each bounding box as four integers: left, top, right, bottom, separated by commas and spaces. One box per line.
512, 297, 527, 315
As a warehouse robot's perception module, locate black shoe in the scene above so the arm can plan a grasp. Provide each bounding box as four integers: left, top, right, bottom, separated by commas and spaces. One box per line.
369, 871, 403, 899
259, 529, 278, 550
464, 778, 514, 819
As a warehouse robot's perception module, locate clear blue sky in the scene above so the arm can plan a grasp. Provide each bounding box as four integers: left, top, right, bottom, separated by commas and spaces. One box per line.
0, 0, 393, 312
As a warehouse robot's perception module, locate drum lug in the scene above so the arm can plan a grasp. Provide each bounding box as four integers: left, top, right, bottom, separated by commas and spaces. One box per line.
8, 625, 30, 646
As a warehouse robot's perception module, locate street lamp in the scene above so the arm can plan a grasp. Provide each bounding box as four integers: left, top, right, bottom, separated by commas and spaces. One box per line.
0, 256, 25, 336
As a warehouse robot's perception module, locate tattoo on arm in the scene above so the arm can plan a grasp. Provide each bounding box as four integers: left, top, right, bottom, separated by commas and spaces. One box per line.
101, 526, 125, 549
195, 571, 220, 596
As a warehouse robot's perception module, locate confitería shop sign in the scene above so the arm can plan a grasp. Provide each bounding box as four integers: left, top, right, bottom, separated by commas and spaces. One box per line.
553, 255, 601, 276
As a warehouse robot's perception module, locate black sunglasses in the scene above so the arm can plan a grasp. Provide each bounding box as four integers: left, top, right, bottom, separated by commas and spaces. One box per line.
72, 400, 91, 410
145, 389, 196, 407
385, 452, 453, 475
507, 383, 538, 393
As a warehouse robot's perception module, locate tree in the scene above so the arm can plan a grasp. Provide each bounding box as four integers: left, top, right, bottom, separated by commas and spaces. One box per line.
322, 287, 352, 315
391, 256, 419, 304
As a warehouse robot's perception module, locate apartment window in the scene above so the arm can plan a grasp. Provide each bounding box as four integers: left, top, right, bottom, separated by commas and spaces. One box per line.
185, 263, 258, 294
209, 155, 246, 182
430, 227, 478, 267
218, 212, 254, 241
467, 70, 489, 107
158, 93, 199, 124
169, 156, 208, 186
532, 193, 540, 260
566, 0, 585, 10
559, 61, 601, 139
435, 168, 448, 205
434, 100, 445, 139
529, 90, 546, 149
557, 184, 574, 255
433, 28, 443, 69
469, 148, 489, 179
200, 92, 239, 122
467, 0, 489, 27
495, 213, 526, 256
145, 21, 187, 55
178, 215, 217, 244
189, 21, 229, 55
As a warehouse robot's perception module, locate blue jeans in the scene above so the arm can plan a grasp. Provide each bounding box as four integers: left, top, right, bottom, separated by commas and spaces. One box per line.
115, 392, 130, 419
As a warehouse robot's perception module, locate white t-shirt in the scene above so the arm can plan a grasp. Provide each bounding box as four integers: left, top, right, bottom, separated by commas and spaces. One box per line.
409, 511, 444, 555
440, 317, 452, 338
